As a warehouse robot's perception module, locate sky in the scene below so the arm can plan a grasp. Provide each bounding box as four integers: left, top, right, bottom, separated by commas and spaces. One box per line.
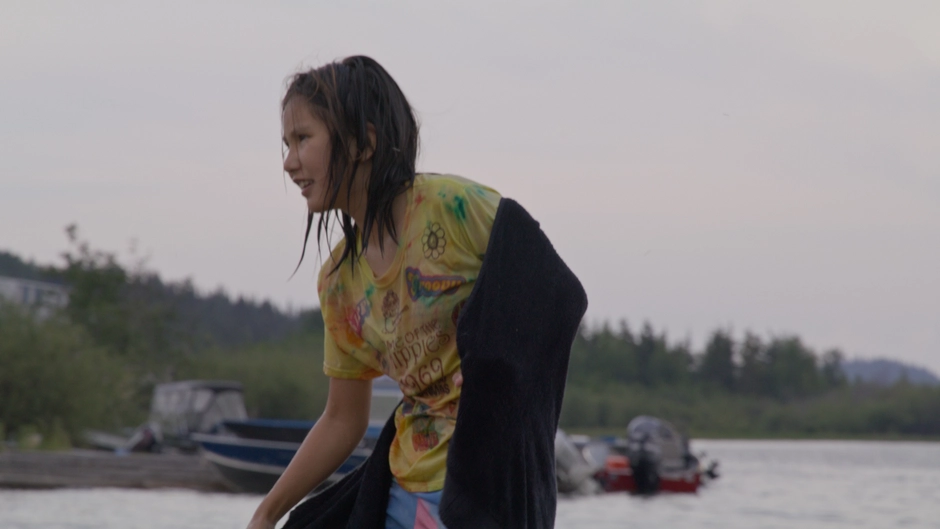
2, 1, 938, 371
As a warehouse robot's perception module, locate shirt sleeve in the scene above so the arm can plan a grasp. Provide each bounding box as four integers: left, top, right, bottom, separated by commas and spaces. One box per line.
318, 267, 383, 380
453, 182, 501, 259
322, 326, 382, 379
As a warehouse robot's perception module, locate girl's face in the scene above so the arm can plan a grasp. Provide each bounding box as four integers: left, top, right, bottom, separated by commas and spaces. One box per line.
282, 97, 333, 213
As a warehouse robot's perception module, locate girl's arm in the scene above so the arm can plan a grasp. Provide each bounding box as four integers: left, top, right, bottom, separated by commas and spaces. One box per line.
247, 377, 373, 529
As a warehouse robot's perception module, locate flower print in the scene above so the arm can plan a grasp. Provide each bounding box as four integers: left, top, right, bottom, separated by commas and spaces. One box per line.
422, 222, 447, 260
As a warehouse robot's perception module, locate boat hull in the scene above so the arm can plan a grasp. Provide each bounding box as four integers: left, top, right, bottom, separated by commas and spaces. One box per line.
595, 462, 702, 494
192, 433, 370, 494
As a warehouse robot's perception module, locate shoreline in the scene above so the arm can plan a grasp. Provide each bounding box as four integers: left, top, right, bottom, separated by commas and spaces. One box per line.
0, 449, 231, 492
565, 429, 940, 442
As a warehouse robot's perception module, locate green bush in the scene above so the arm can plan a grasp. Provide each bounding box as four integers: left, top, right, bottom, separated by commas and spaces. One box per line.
0, 303, 131, 444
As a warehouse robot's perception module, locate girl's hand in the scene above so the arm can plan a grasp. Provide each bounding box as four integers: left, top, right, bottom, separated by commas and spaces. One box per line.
452, 370, 463, 388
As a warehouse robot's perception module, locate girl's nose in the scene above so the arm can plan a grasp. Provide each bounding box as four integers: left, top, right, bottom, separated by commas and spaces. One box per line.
283, 148, 300, 173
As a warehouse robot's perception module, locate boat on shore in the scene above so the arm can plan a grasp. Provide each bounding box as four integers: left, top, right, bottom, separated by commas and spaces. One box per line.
192, 376, 402, 494
192, 421, 381, 494
84, 380, 250, 454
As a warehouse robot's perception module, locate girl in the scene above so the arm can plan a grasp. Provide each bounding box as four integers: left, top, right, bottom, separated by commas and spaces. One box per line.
247, 55, 499, 529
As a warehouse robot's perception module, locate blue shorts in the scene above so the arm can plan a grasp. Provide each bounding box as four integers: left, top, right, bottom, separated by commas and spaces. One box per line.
385, 480, 448, 529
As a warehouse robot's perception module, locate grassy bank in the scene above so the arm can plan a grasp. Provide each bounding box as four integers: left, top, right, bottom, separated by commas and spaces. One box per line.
560, 382, 940, 439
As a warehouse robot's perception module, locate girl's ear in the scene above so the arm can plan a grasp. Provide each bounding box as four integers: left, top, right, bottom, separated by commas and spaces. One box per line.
349, 124, 377, 162
362, 123, 377, 161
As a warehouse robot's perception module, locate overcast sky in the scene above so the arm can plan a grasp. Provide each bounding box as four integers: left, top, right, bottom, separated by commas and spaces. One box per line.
2, 1, 938, 371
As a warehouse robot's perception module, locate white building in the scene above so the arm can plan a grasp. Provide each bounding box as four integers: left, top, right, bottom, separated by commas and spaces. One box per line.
0, 275, 70, 317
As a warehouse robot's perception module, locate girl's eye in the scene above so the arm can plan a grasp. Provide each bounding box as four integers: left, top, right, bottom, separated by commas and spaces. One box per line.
298, 134, 309, 142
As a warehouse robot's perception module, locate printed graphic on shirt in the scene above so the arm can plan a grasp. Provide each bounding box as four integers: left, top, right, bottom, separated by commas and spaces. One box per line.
347, 298, 370, 336
405, 267, 466, 301
382, 290, 407, 334
445, 194, 467, 222
342, 298, 372, 348
419, 377, 450, 399
412, 416, 444, 452
421, 222, 446, 260
385, 324, 450, 377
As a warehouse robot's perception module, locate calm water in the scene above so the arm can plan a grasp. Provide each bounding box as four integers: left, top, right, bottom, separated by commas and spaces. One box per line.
1, 440, 938, 529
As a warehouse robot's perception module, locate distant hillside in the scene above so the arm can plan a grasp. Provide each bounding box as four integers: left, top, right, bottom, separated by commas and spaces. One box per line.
842, 358, 940, 386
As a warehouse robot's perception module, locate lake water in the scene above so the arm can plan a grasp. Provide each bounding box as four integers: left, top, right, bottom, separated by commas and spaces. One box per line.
1, 440, 938, 529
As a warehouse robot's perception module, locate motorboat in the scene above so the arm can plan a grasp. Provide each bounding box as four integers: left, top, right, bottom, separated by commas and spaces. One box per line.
84, 380, 249, 453
192, 376, 402, 494
191, 420, 380, 494
592, 415, 719, 494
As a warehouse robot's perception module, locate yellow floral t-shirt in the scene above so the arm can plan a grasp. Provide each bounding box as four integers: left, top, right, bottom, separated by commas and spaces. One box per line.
318, 173, 500, 492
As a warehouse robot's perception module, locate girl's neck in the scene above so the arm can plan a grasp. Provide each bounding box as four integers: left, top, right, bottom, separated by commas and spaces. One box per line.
345, 179, 409, 255
351, 190, 408, 277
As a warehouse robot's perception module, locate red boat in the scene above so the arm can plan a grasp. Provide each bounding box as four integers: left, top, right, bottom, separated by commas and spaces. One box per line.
590, 416, 718, 494
595, 453, 702, 493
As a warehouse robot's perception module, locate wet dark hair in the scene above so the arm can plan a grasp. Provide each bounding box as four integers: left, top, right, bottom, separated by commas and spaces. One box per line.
284, 55, 419, 274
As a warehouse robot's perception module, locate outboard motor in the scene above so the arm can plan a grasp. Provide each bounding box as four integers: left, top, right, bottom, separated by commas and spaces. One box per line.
627, 433, 662, 494
625, 416, 663, 494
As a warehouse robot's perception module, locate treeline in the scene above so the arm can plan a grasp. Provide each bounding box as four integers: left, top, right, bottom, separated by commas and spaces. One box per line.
559, 381, 940, 438
567, 322, 846, 399
2, 230, 939, 446
560, 322, 940, 438
1, 227, 324, 357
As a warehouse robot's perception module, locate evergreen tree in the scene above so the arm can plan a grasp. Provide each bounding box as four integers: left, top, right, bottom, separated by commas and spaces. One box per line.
699, 330, 736, 391
820, 349, 847, 389
737, 332, 766, 395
